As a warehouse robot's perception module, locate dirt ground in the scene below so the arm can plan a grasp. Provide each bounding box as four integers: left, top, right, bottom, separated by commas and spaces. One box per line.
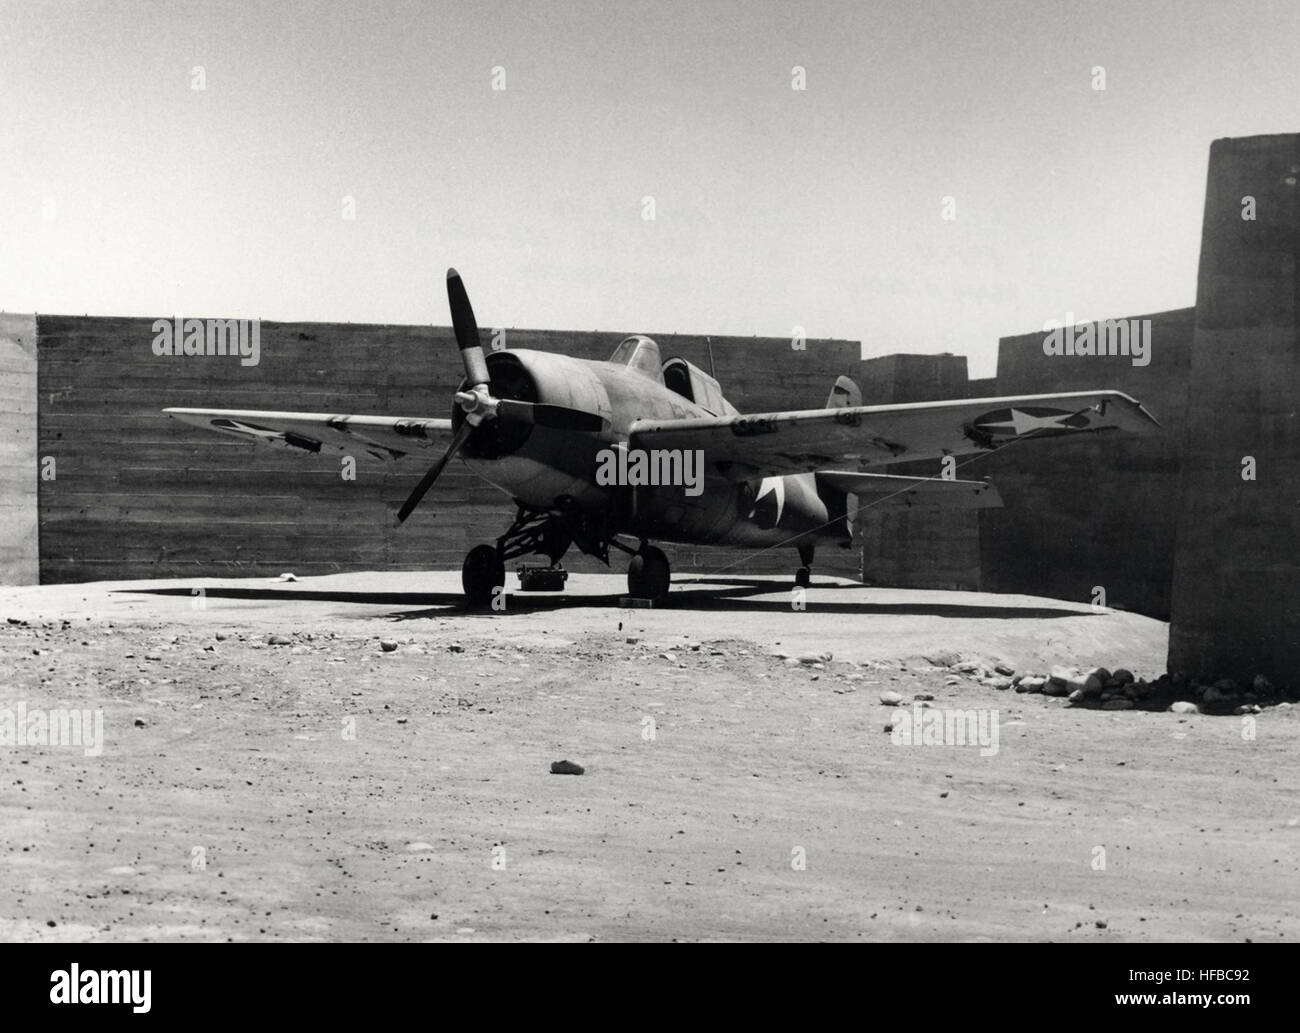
1, 571, 1297, 942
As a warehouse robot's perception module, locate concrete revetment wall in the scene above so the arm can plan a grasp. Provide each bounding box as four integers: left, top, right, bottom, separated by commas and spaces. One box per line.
980, 308, 1195, 619
33, 317, 858, 584
1168, 134, 1300, 688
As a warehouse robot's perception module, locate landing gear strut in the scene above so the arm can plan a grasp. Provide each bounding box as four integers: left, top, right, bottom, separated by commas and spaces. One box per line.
794, 543, 815, 588
627, 543, 670, 603
461, 503, 613, 607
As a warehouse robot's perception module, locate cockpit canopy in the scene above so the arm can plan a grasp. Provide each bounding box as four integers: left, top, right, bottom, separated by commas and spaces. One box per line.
608, 334, 735, 416
662, 357, 732, 416
608, 335, 663, 380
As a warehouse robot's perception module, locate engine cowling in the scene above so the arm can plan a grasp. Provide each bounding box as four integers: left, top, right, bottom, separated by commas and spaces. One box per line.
452, 349, 616, 511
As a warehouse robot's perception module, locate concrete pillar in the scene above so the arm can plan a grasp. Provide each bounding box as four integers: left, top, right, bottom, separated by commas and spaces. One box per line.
1168, 134, 1300, 688
0, 313, 39, 585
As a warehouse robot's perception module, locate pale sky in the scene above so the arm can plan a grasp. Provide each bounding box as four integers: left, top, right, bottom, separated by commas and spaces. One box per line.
3, 0, 1298, 376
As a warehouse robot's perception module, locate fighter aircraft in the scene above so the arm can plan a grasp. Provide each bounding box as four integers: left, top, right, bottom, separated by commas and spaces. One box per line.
165, 270, 1160, 606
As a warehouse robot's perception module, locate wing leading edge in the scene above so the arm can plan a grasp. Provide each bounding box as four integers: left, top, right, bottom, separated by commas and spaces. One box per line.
163, 408, 455, 461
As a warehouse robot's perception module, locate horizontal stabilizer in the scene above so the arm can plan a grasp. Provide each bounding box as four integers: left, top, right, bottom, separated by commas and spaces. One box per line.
817, 470, 1003, 509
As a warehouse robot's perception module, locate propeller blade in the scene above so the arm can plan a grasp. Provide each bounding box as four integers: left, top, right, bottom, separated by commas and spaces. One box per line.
395, 420, 474, 524
446, 268, 490, 388
497, 399, 606, 432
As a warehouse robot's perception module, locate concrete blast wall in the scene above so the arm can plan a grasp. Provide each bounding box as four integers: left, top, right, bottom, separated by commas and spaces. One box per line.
1168, 134, 1300, 688
982, 308, 1195, 619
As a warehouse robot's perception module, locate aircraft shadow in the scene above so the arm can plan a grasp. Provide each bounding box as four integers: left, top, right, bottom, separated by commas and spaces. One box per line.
118, 586, 466, 606
120, 580, 1092, 621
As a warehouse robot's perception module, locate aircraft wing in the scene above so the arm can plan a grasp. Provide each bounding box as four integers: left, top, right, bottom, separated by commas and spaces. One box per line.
629, 390, 1160, 479
163, 408, 454, 461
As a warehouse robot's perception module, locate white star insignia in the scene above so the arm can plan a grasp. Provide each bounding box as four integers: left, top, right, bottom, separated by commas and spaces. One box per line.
749, 476, 785, 523
981, 409, 1078, 435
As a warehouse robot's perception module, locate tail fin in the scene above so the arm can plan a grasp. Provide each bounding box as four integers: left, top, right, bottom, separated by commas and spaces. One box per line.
824, 375, 861, 409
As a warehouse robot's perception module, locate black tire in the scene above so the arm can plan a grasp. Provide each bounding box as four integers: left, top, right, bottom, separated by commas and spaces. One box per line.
795, 566, 811, 588
628, 546, 670, 602
627, 555, 646, 597
462, 544, 505, 608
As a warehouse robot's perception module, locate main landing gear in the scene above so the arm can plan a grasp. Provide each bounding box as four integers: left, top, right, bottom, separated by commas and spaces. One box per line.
459, 504, 674, 608
626, 544, 670, 603
462, 504, 577, 608
462, 552, 567, 603
794, 543, 815, 588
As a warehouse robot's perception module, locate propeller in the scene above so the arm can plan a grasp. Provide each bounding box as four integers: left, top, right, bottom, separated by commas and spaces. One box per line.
395, 419, 474, 524
446, 267, 490, 391
395, 269, 605, 524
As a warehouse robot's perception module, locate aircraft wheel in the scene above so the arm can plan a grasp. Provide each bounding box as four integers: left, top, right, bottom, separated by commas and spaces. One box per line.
462, 544, 505, 608
628, 546, 670, 602
795, 566, 811, 588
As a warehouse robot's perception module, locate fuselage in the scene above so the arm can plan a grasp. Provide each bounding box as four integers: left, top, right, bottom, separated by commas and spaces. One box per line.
456, 343, 853, 551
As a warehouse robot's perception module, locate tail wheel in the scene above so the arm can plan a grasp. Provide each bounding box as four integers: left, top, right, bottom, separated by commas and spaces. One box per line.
795, 567, 811, 588
462, 544, 505, 607
627, 545, 670, 602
